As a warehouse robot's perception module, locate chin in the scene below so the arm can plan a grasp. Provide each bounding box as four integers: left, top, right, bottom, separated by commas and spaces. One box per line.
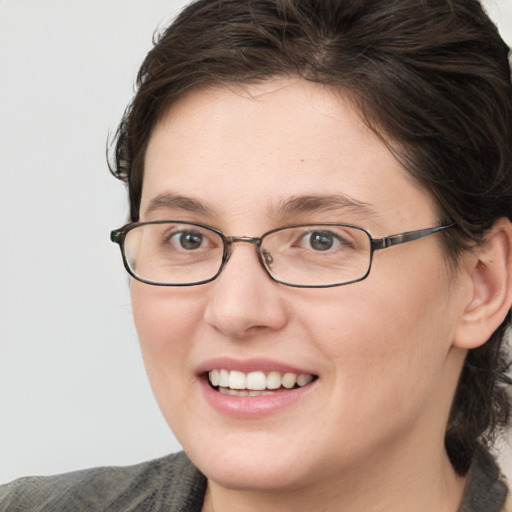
180, 430, 317, 491
194, 452, 310, 491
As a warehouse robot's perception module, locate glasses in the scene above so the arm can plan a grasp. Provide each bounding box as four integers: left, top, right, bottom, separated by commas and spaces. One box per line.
110, 221, 454, 288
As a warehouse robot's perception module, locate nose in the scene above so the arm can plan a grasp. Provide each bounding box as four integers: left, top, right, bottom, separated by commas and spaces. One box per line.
203, 243, 289, 339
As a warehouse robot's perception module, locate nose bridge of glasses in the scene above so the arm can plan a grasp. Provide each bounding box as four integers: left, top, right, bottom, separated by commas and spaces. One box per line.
225, 235, 262, 248
222, 236, 271, 271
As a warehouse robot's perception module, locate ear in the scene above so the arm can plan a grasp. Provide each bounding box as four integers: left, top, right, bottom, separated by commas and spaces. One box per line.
453, 217, 512, 349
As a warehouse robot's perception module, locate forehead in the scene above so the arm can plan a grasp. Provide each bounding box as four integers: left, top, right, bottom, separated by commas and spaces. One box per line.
141, 79, 436, 231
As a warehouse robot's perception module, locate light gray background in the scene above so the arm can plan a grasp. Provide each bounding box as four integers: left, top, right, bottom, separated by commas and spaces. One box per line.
1, 0, 511, 485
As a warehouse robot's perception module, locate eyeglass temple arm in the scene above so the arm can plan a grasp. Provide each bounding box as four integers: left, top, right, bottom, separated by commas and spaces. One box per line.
371, 224, 455, 251
110, 229, 124, 245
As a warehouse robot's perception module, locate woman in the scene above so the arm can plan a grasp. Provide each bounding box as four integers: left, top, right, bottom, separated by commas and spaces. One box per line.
2, 0, 511, 510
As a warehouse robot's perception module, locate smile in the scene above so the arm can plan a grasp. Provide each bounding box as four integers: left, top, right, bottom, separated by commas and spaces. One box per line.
207, 369, 316, 396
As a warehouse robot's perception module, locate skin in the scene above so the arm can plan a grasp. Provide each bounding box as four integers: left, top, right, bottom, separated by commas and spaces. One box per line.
131, 79, 485, 511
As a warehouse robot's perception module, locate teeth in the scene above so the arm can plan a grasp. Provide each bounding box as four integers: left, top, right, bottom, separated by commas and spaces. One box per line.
209, 369, 219, 386
297, 373, 314, 387
229, 370, 246, 389
267, 371, 281, 389
219, 369, 230, 387
246, 371, 266, 390
208, 369, 315, 392
282, 372, 297, 389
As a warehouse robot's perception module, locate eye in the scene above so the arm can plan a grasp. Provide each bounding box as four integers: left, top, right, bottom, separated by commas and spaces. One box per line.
168, 230, 205, 250
301, 230, 343, 251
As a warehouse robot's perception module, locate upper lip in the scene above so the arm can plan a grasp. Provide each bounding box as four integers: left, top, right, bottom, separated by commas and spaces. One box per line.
196, 357, 317, 376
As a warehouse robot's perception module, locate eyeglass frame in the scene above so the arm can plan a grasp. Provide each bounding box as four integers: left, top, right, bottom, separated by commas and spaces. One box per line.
110, 220, 455, 288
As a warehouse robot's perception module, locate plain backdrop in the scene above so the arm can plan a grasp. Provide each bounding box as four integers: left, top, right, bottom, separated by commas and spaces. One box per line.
1, 0, 511, 485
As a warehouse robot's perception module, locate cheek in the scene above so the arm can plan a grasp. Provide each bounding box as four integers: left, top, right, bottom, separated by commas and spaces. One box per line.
300, 257, 458, 419
130, 283, 204, 410
131, 281, 205, 344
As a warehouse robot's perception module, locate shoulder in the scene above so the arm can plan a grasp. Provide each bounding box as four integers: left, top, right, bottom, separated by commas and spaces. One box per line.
0, 451, 206, 512
459, 447, 510, 512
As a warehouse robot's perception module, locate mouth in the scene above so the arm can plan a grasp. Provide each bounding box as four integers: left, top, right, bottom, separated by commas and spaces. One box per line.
206, 369, 318, 397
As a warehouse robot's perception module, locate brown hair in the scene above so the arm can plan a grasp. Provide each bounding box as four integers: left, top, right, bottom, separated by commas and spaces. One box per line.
109, 0, 512, 474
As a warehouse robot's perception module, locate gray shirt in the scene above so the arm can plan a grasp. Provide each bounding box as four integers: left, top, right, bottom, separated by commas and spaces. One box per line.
0, 448, 508, 511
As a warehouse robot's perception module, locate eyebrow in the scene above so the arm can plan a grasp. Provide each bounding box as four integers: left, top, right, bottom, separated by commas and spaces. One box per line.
144, 191, 379, 222
145, 193, 215, 217
271, 194, 378, 218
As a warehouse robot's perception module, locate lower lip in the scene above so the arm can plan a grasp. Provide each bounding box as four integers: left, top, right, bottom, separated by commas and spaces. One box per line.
200, 377, 316, 419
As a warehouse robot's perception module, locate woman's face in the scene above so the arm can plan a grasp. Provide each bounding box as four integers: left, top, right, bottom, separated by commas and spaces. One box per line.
131, 79, 471, 492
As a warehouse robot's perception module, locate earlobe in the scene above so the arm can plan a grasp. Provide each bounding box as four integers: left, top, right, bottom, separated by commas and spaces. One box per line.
453, 218, 512, 350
